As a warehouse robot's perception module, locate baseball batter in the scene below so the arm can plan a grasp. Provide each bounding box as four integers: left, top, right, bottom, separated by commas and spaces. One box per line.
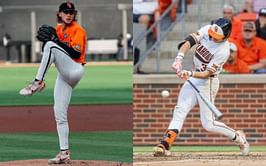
19, 2, 86, 164
153, 18, 249, 157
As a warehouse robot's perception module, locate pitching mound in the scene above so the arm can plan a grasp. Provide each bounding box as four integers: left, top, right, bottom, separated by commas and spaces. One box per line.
0, 159, 132, 166
133, 152, 266, 166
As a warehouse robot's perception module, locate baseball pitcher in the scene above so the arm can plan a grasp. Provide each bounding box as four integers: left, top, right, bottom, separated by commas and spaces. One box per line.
19, 1, 86, 164
153, 18, 249, 157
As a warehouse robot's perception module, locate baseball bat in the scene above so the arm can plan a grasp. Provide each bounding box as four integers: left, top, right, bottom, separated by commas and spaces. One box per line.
187, 80, 223, 120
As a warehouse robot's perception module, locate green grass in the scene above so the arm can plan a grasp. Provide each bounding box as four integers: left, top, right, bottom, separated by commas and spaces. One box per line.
134, 146, 266, 153
0, 65, 132, 106
0, 131, 132, 163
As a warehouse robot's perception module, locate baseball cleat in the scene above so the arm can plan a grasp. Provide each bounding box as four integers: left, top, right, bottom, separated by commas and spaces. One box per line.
19, 80, 45, 96
48, 150, 70, 164
235, 130, 249, 156
153, 144, 171, 157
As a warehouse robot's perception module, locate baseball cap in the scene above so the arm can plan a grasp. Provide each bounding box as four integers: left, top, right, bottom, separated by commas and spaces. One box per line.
59, 2, 76, 12
259, 8, 266, 16
243, 22, 256, 31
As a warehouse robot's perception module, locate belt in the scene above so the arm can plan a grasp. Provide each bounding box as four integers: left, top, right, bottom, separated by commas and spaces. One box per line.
195, 69, 217, 78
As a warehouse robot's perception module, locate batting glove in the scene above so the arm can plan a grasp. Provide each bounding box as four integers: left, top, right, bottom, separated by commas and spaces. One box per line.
180, 70, 193, 80
172, 52, 184, 75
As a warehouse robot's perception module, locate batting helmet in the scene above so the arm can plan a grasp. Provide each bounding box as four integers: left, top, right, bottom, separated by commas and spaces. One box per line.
208, 18, 232, 40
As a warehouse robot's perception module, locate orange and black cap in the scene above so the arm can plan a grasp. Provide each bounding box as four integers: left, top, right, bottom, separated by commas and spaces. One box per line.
59, 2, 77, 12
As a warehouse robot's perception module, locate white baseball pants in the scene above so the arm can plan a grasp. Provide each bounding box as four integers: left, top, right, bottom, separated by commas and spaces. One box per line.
168, 77, 236, 139
36, 41, 84, 150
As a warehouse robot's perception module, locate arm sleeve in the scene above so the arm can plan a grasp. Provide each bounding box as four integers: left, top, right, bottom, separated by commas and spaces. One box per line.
56, 41, 81, 59
70, 29, 86, 54
178, 25, 210, 49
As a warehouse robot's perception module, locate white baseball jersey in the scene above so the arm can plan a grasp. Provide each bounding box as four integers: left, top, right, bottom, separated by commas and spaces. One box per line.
191, 25, 230, 75
167, 25, 237, 142
156, 21, 250, 156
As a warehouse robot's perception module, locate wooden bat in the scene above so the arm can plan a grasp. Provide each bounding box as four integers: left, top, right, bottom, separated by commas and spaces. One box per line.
187, 80, 223, 120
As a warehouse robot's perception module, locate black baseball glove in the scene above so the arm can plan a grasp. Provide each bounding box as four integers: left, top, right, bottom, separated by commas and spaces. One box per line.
36, 24, 59, 43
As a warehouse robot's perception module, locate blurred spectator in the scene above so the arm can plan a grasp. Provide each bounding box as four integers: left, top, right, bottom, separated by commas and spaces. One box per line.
255, 8, 266, 40
133, 0, 158, 28
253, 0, 266, 13
242, 0, 254, 13
223, 42, 250, 73
224, 22, 266, 73
236, 0, 256, 22
153, 0, 178, 39
223, 4, 242, 40
154, 0, 178, 22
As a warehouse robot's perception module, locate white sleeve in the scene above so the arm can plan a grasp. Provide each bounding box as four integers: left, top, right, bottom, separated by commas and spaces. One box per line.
207, 46, 230, 73
190, 25, 211, 44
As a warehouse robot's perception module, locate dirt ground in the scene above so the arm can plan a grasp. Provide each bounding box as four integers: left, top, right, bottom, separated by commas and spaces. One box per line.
0, 105, 132, 165
133, 152, 266, 166
0, 159, 132, 166
0, 105, 131, 132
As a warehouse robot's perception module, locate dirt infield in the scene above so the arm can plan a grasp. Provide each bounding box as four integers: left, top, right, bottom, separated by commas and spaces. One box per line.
0, 104, 132, 166
0, 105, 131, 132
133, 152, 266, 166
0, 159, 132, 166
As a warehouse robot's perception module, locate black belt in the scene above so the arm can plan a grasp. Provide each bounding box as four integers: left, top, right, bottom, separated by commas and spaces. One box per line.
195, 69, 217, 78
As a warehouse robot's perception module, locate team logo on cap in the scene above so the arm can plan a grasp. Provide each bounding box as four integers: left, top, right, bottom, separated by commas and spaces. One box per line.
67, 2, 72, 8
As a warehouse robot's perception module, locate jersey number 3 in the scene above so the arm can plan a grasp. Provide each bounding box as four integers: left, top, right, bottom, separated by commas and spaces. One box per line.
200, 64, 207, 71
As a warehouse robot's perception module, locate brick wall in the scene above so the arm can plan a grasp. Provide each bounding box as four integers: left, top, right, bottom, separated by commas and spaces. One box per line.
133, 74, 266, 145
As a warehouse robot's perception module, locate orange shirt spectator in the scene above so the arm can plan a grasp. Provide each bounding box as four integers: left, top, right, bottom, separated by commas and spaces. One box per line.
223, 42, 250, 73
153, 0, 177, 39
224, 22, 266, 73
157, 0, 177, 21
236, 0, 257, 22
230, 18, 243, 40
223, 4, 243, 40
235, 12, 257, 22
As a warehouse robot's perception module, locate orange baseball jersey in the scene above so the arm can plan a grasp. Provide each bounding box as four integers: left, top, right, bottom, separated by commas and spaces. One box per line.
55, 22, 87, 64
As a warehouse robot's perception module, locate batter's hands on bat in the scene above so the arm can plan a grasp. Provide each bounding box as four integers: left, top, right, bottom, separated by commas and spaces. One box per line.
37, 24, 59, 43
172, 52, 184, 75
180, 70, 193, 80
